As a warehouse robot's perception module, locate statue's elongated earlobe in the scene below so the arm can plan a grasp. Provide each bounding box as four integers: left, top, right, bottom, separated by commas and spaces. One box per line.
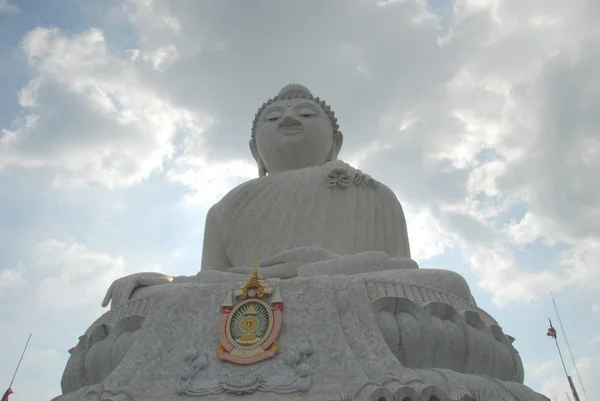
249, 138, 267, 177
258, 159, 268, 177
327, 131, 344, 161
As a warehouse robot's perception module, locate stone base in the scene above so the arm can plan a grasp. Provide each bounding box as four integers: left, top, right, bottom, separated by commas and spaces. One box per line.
53, 274, 549, 401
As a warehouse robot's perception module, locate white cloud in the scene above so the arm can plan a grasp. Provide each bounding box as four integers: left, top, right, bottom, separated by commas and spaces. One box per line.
527, 361, 555, 377
0, 267, 25, 287
0, 27, 210, 189
166, 158, 256, 206
465, 245, 565, 305
1, 239, 162, 311
33, 240, 130, 309
0, 0, 19, 16
404, 205, 455, 262
142, 43, 179, 71
539, 358, 593, 401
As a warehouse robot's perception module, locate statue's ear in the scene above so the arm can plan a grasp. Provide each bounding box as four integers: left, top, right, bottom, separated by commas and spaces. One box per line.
249, 139, 267, 177
328, 131, 344, 161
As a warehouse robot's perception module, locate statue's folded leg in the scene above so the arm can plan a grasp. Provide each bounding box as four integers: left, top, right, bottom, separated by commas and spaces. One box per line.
129, 270, 247, 301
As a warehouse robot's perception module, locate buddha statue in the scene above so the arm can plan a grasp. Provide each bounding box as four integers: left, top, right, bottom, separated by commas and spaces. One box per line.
101, 83, 470, 308
55, 84, 549, 401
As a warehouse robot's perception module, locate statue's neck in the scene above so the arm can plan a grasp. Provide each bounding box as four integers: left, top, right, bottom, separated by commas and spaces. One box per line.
266, 160, 345, 175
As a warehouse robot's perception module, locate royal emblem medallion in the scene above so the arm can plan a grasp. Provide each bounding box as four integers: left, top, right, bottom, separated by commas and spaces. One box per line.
216, 265, 284, 364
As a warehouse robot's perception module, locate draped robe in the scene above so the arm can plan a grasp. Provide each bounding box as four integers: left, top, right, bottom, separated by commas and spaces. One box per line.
201, 160, 411, 270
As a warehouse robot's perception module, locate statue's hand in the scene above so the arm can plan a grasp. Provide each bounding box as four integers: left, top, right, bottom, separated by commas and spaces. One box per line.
101, 272, 173, 308
227, 247, 340, 279
260, 246, 340, 266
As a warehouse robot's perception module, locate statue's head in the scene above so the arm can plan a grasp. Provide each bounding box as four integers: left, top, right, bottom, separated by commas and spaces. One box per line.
250, 84, 344, 176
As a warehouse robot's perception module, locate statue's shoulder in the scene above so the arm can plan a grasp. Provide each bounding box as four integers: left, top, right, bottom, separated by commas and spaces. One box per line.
212, 177, 264, 212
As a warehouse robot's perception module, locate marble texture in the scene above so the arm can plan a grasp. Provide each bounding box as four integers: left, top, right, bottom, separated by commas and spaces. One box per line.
54, 83, 550, 401
55, 275, 544, 401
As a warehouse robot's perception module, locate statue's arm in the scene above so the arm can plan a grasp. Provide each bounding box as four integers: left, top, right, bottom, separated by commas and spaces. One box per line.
380, 185, 411, 259
199, 205, 232, 272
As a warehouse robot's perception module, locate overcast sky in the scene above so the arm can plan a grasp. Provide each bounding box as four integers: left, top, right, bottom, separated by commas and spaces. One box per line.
0, 0, 599, 400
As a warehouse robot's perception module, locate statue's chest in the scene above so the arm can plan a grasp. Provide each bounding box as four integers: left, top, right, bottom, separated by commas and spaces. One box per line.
220, 177, 380, 264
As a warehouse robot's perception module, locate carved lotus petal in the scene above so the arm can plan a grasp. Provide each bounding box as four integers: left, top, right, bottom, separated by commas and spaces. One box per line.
297, 340, 312, 356
295, 376, 311, 392
176, 380, 190, 395
191, 353, 208, 370
296, 362, 311, 377
284, 349, 300, 366
222, 372, 261, 394
184, 346, 199, 362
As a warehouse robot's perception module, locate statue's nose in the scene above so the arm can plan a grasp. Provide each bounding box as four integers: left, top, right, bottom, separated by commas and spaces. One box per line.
279, 115, 302, 129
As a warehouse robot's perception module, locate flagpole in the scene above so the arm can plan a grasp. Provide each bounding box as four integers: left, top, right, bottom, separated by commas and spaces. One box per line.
8, 333, 32, 388
547, 317, 580, 401
551, 293, 589, 401
552, 332, 569, 378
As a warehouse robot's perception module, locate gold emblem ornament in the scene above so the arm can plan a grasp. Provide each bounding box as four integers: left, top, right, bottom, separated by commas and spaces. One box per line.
217, 265, 284, 364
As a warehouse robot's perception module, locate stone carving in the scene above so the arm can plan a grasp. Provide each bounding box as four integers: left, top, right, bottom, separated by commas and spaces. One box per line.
51, 383, 134, 401
373, 298, 523, 382
216, 265, 284, 364
178, 342, 313, 397
61, 315, 145, 394
54, 83, 549, 401
325, 164, 379, 189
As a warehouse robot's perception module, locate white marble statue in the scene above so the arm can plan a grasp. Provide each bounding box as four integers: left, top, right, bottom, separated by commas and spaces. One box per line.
56, 84, 549, 401
102, 83, 471, 309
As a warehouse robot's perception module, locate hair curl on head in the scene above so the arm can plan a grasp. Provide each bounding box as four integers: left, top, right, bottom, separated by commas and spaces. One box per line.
251, 85, 341, 141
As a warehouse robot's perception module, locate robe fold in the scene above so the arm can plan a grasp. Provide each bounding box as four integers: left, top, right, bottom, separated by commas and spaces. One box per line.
201, 160, 411, 270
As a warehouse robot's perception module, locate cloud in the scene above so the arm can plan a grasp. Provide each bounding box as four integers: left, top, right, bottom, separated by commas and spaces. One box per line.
1, 27, 210, 189
539, 357, 593, 401
4, 239, 160, 311
32, 240, 130, 309
527, 361, 555, 378
0, 0, 19, 16
403, 204, 455, 261
0, 239, 157, 400
166, 158, 256, 206
0, 266, 24, 287
465, 245, 565, 305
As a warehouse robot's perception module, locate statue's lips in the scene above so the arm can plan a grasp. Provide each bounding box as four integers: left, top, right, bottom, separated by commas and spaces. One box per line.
278, 127, 303, 135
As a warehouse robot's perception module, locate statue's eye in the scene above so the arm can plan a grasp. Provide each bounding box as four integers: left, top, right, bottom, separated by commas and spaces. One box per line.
265, 115, 280, 122
298, 108, 317, 118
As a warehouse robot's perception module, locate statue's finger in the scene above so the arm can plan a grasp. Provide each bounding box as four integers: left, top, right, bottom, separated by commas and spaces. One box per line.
227, 267, 253, 274
118, 281, 137, 306
259, 253, 291, 266
139, 276, 172, 286
101, 282, 114, 308
262, 263, 299, 279
110, 281, 123, 308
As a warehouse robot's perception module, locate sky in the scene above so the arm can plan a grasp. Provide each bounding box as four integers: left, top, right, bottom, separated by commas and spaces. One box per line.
0, 0, 598, 400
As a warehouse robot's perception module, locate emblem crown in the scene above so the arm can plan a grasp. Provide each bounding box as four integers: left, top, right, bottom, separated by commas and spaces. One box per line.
216, 264, 284, 365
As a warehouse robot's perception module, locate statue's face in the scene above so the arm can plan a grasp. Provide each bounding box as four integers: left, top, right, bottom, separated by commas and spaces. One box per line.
254, 98, 336, 174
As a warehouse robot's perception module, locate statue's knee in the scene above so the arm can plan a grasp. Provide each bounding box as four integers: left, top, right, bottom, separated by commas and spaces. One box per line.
442, 270, 474, 303
421, 269, 474, 303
